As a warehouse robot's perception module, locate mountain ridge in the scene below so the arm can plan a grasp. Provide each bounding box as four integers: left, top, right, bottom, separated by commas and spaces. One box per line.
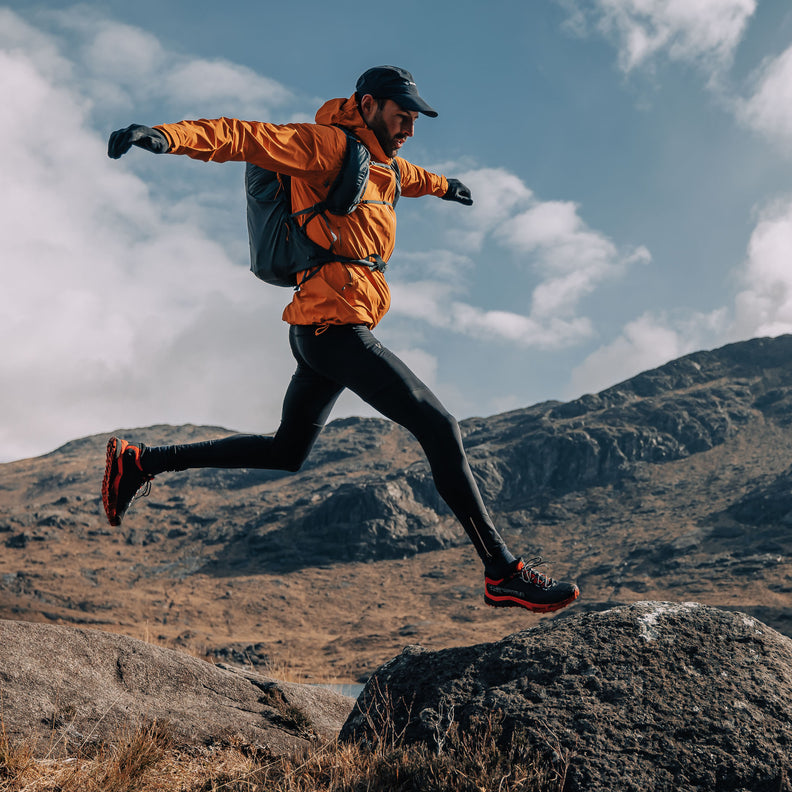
1, 334, 791, 680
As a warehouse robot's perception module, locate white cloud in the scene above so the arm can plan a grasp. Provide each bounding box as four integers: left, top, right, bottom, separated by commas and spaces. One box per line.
500, 200, 583, 251
453, 305, 593, 348
459, 170, 652, 312
563, 0, 756, 74
164, 60, 292, 115
566, 307, 728, 398
567, 195, 792, 401
392, 347, 440, 388
568, 314, 687, 396
389, 168, 650, 349
737, 44, 792, 153
733, 197, 792, 337
435, 167, 534, 251
497, 199, 651, 318
388, 279, 461, 321
44, 7, 295, 120
389, 281, 594, 349
0, 8, 71, 80
0, 9, 296, 461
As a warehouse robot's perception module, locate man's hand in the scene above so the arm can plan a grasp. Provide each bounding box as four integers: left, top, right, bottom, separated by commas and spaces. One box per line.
108, 125, 170, 159
442, 178, 473, 206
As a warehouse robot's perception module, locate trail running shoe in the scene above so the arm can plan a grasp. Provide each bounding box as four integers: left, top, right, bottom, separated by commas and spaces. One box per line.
485, 557, 579, 613
102, 437, 153, 526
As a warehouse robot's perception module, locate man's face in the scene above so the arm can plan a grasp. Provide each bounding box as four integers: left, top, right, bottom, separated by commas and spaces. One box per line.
362, 97, 418, 158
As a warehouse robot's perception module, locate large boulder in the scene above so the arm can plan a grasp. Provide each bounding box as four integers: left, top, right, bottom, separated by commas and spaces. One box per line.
341, 602, 792, 792
0, 619, 353, 755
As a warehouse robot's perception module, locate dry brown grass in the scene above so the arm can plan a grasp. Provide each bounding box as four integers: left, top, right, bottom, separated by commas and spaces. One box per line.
0, 720, 35, 786
0, 713, 570, 792
0, 721, 172, 792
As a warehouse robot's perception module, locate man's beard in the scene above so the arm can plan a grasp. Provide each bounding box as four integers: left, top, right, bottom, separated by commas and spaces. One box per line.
367, 111, 401, 158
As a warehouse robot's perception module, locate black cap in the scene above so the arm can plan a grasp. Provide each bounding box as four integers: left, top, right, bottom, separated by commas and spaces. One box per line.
355, 65, 438, 118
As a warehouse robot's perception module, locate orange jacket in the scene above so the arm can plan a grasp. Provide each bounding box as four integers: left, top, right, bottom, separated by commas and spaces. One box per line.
156, 96, 448, 327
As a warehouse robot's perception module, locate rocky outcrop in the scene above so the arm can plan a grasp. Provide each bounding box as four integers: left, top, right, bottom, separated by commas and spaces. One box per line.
459, 337, 792, 505
341, 603, 792, 792
0, 619, 353, 755
269, 478, 458, 564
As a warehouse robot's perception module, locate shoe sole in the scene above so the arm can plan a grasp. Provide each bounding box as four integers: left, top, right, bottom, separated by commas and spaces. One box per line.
101, 437, 124, 527
484, 587, 580, 614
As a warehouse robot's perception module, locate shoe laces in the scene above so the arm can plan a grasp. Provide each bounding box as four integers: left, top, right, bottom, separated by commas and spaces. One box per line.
519, 557, 556, 590
134, 476, 153, 502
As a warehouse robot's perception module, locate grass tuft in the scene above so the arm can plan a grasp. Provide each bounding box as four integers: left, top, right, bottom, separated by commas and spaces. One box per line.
81, 721, 172, 792
0, 715, 567, 792
0, 720, 34, 785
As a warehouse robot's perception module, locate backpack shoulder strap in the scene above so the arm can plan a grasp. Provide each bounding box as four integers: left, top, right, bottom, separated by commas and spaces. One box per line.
390, 159, 401, 208
325, 126, 401, 213
320, 126, 370, 216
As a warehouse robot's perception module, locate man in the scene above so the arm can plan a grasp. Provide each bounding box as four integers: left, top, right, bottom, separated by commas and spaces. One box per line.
102, 65, 579, 613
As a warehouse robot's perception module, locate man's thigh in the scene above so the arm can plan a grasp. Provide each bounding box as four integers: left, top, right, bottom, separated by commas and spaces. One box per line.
291, 324, 444, 426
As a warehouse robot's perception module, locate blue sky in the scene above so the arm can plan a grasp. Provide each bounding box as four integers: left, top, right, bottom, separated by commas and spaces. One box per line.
2, 0, 792, 461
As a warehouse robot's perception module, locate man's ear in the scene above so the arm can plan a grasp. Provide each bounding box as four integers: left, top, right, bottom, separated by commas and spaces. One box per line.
359, 93, 376, 121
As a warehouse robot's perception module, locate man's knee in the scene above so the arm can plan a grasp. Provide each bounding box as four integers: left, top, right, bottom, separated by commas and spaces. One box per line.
270, 430, 321, 473
274, 447, 310, 473
420, 400, 462, 442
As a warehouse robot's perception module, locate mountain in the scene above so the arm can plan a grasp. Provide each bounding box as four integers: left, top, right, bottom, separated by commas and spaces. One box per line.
1, 335, 792, 681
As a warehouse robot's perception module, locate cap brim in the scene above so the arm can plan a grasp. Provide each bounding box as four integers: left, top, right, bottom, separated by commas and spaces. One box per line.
392, 93, 438, 118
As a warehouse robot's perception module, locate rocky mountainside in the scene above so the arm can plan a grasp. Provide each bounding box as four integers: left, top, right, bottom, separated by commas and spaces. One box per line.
1, 334, 792, 680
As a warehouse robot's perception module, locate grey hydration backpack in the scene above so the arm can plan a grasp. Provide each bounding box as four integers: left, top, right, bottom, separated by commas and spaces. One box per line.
245, 127, 401, 287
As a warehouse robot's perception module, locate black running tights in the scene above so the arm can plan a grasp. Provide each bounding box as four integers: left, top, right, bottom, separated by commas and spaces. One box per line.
142, 324, 514, 571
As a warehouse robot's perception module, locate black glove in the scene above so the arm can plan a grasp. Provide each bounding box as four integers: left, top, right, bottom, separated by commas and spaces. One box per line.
107, 124, 170, 159
442, 178, 473, 206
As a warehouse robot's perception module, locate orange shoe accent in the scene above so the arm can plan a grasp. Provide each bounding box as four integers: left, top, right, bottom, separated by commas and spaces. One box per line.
484, 587, 580, 613
102, 437, 148, 527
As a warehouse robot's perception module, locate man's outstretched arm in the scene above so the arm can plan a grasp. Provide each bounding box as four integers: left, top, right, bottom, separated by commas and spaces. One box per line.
395, 159, 473, 206
108, 117, 343, 183
107, 125, 170, 159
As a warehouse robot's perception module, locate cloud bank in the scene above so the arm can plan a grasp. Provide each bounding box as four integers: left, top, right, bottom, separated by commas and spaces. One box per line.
733, 198, 792, 338
389, 167, 650, 349
552, 0, 792, 396
738, 44, 792, 152
0, 9, 297, 461
558, 0, 792, 156
560, 0, 757, 75
569, 197, 792, 397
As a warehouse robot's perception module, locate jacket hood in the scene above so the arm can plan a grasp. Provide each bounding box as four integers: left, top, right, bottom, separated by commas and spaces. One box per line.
314, 95, 391, 162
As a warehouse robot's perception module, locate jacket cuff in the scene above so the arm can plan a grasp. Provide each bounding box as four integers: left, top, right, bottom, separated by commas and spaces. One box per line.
154, 124, 177, 152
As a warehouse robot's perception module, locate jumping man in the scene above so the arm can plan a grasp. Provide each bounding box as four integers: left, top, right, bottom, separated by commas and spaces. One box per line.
102, 65, 580, 613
